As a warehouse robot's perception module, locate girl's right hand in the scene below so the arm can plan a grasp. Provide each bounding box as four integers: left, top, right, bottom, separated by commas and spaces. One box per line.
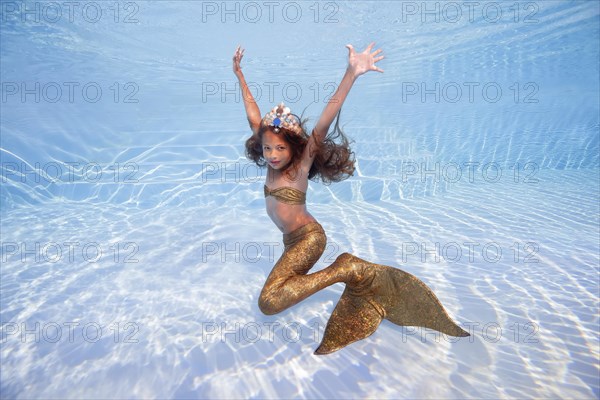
233, 45, 245, 78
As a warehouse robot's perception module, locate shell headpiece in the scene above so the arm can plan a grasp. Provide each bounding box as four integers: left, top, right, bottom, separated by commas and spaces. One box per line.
261, 102, 303, 135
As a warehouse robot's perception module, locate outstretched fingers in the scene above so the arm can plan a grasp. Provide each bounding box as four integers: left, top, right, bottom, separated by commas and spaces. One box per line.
233, 45, 246, 74
344, 42, 385, 76
373, 56, 384, 73
366, 44, 384, 73
234, 45, 244, 60
372, 45, 384, 72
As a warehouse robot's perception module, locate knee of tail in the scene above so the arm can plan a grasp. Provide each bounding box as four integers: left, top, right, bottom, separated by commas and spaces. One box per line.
335, 252, 355, 264
258, 296, 283, 315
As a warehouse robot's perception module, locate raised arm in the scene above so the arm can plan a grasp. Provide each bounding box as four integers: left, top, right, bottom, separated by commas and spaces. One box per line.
311, 43, 384, 143
233, 46, 262, 135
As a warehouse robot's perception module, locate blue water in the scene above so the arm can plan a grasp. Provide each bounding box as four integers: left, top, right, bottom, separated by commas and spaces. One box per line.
1, 1, 599, 398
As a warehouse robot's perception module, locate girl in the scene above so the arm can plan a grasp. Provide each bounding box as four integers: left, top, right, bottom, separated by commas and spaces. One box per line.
233, 43, 469, 355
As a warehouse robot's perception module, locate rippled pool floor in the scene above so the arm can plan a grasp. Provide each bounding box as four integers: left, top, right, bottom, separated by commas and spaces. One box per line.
1, 168, 598, 399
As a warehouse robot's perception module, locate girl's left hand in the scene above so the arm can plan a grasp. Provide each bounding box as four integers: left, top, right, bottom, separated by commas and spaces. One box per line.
346, 42, 384, 77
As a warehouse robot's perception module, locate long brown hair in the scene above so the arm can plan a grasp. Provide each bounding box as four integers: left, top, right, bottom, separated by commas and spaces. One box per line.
245, 111, 355, 184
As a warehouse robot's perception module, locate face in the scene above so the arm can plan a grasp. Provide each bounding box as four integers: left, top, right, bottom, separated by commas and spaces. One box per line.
262, 130, 292, 170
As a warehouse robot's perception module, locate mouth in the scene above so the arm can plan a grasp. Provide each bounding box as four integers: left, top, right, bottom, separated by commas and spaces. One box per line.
269, 160, 280, 166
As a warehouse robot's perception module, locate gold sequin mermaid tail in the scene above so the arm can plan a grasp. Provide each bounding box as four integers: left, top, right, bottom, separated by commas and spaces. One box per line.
258, 222, 469, 354
314, 253, 470, 355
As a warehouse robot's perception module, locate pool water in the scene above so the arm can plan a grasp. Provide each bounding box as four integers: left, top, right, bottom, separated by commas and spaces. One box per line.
1, 1, 599, 399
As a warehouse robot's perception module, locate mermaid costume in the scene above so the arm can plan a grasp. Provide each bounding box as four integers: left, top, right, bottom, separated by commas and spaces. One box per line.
261, 184, 469, 355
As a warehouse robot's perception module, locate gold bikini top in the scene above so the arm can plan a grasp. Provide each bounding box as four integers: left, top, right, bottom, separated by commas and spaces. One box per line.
264, 185, 306, 205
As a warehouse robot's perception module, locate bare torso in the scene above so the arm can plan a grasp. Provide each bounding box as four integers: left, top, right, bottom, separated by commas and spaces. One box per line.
265, 166, 317, 234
